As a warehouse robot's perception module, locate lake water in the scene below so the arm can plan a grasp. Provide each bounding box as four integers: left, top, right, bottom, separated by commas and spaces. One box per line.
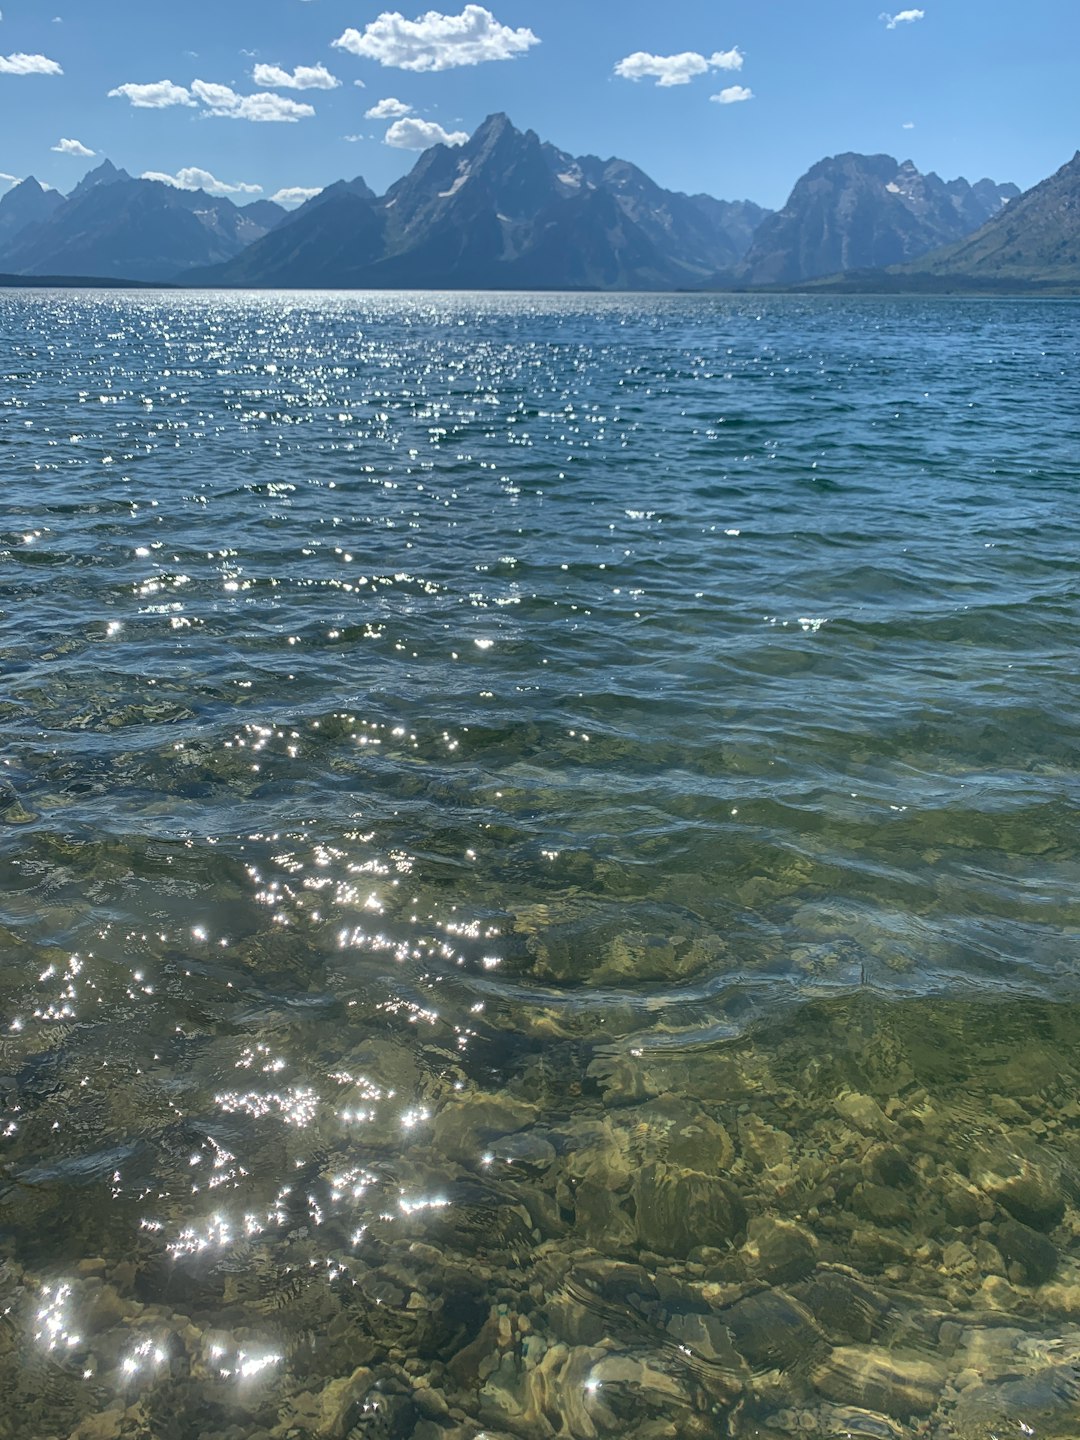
2, 290, 1080, 1440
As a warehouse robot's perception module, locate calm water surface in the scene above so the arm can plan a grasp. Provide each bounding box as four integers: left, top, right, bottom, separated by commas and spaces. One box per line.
1, 291, 1080, 1440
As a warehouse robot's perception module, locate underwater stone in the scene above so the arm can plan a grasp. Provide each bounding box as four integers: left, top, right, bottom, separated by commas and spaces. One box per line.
834, 1093, 896, 1139
850, 1182, 910, 1227
795, 1272, 890, 1345
67, 1409, 127, 1440
626, 1095, 735, 1173
816, 1407, 904, 1439
432, 1094, 539, 1165
738, 1114, 794, 1172
741, 1216, 818, 1284
633, 1163, 747, 1258
994, 1218, 1058, 1285
490, 1131, 557, 1171
723, 1290, 827, 1372
811, 1347, 945, 1418
665, 1311, 743, 1370
968, 1140, 1065, 1232
316, 1367, 375, 1439
941, 1240, 978, 1276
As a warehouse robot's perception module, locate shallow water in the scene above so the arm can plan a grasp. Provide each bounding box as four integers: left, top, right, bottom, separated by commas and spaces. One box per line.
1, 290, 1080, 1440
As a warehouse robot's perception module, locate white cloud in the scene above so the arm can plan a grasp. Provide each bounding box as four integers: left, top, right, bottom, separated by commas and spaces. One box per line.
0, 51, 63, 75
191, 79, 316, 121
141, 165, 262, 196
52, 137, 95, 157
902, 120, 916, 129
614, 47, 744, 87
271, 185, 322, 205
881, 9, 925, 27
384, 116, 468, 149
711, 85, 753, 105
108, 79, 195, 108
365, 96, 412, 118
0, 172, 18, 186
334, 5, 538, 72
252, 62, 340, 89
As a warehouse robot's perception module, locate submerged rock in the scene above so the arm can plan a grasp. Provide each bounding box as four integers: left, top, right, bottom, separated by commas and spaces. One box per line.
432, 1094, 539, 1165
623, 1095, 735, 1173
738, 1114, 793, 1172
968, 1139, 1066, 1232
995, 1217, 1059, 1285
834, 1092, 896, 1139
741, 1216, 818, 1285
722, 1290, 827, 1372
795, 1272, 890, 1345
811, 1346, 945, 1418
633, 1163, 746, 1258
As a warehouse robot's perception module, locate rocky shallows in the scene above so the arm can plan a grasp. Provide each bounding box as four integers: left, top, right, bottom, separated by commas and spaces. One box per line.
4, 997, 1080, 1439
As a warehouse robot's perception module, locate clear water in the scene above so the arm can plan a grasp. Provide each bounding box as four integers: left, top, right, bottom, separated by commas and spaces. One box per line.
1, 290, 1080, 1440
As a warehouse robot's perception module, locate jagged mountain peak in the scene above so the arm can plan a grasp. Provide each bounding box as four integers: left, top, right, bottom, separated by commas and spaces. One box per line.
471, 111, 516, 143
69, 159, 133, 201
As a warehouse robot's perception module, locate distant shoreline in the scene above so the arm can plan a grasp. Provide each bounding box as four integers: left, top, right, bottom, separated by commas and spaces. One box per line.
0, 273, 173, 290
2, 272, 1078, 298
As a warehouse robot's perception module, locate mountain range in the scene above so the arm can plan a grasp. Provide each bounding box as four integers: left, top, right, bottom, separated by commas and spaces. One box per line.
0, 114, 1075, 291
183, 114, 771, 291
0, 160, 285, 282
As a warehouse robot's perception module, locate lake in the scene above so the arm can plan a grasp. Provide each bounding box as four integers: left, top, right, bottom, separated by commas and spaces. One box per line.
2, 289, 1080, 1440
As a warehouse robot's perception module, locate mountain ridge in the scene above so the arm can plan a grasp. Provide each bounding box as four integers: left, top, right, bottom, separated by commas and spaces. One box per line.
185, 112, 773, 291
0, 164, 287, 281
738, 151, 1018, 285
899, 150, 1080, 285
4, 118, 1070, 292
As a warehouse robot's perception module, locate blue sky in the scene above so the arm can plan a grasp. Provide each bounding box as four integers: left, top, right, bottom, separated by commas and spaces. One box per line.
1, 1, 1076, 209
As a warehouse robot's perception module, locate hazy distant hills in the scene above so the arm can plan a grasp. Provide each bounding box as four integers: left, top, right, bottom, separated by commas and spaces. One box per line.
738, 153, 1018, 286
0, 161, 285, 282
3, 116, 1075, 291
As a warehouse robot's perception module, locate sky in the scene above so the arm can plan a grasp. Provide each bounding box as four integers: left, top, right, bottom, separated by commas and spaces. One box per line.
0, 1, 1077, 210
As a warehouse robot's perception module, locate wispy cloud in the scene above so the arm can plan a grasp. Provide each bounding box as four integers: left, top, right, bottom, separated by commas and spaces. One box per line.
272, 185, 322, 205
141, 165, 262, 196
881, 9, 925, 28
191, 80, 315, 121
0, 51, 63, 75
384, 116, 468, 149
52, 137, 95, 157
614, 48, 743, 87
252, 62, 340, 90
711, 85, 753, 105
108, 79, 195, 108
334, 5, 538, 72
109, 76, 315, 121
